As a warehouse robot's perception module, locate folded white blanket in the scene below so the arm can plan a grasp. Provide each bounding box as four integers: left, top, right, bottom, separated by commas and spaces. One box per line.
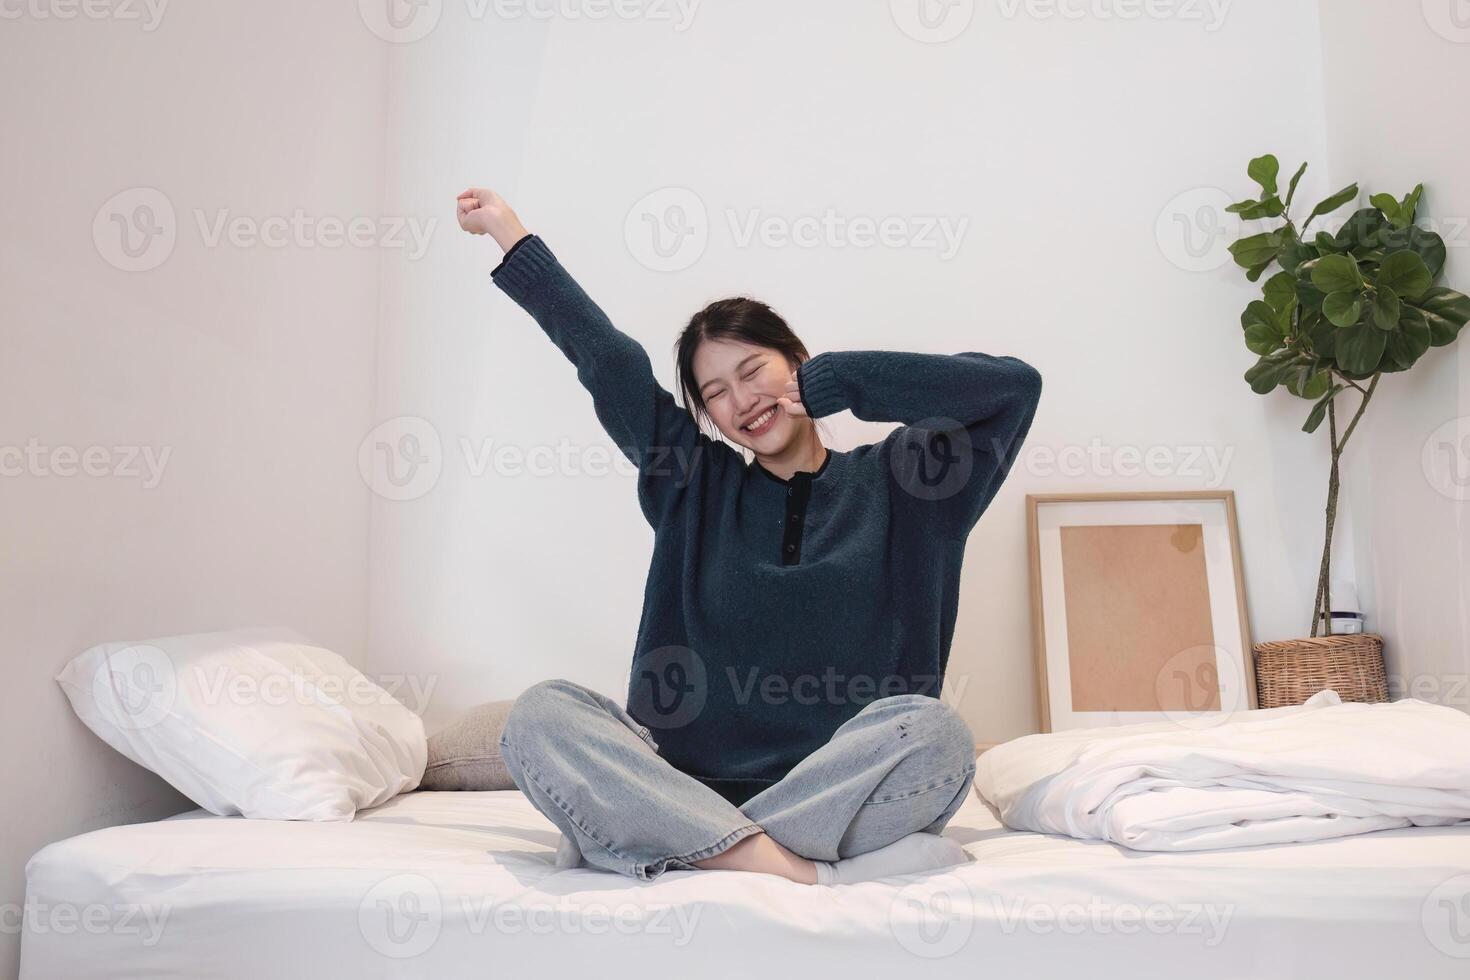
975, 690, 1470, 850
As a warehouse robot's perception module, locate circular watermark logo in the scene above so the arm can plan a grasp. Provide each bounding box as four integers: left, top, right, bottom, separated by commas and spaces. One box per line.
1422, 415, 1470, 502
358, 0, 443, 42
888, 872, 975, 957
624, 187, 708, 272
1155, 643, 1249, 730
629, 644, 707, 729
359, 873, 443, 958
1422, 0, 1470, 43
358, 416, 443, 502
93, 187, 176, 273
1422, 872, 1470, 958
890, 0, 975, 43
887, 418, 975, 503
92, 644, 177, 731
1154, 186, 1241, 273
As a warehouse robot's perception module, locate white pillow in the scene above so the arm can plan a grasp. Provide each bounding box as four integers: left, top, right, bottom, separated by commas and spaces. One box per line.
56, 626, 427, 820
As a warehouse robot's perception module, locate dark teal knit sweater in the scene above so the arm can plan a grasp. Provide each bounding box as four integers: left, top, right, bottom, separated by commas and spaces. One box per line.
492, 234, 1042, 806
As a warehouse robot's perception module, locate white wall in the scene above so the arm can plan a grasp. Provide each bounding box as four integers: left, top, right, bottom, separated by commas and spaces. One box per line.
365, 0, 1334, 740
1317, 0, 1470, 710
0, 3, 385, 975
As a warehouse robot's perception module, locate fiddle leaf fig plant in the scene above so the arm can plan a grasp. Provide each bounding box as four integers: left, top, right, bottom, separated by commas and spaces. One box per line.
1227, 154, 1470, 637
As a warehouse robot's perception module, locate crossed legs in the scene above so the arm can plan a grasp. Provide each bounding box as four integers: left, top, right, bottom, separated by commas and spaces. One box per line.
497, 678, 977, 883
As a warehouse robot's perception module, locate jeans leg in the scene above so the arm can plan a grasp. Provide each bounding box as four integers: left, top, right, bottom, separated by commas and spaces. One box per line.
497, 678, 762, 881
739, 694, 977, 862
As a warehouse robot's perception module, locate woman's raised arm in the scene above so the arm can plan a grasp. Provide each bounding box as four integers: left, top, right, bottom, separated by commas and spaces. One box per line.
457, 188, 733, 530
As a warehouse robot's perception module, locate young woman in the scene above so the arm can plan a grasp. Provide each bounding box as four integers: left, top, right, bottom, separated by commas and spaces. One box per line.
455, 187, 1043, 886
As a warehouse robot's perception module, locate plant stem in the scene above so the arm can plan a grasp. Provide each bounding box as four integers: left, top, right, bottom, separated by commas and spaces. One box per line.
1334, 374, 1379, 454
1310, 373, 1380, 636
1312, 400, 1339, 637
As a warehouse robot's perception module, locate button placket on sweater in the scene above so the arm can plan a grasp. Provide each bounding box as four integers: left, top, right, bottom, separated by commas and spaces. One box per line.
781, 472, 814, 566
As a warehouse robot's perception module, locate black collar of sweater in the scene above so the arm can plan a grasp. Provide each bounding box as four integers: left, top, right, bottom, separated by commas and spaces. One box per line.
751, 446, 833, 486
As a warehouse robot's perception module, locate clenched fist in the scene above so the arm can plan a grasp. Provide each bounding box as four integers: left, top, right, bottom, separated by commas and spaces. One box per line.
456, 187, 530, 254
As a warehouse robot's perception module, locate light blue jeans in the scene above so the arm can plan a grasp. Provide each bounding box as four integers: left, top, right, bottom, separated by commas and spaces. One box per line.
497, 678, 978, 881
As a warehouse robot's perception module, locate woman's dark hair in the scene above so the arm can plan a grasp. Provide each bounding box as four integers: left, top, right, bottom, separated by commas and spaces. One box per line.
673, 297, 817, 441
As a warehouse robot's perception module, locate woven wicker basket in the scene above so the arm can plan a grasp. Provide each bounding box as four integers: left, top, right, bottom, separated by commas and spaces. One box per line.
1253, 633, 1388, 708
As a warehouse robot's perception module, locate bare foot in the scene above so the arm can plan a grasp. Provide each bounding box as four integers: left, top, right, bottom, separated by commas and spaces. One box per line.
692, 830, 818, 884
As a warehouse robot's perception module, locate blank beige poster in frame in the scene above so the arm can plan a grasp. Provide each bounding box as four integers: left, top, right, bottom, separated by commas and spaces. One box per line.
1026, 491, 1257, 732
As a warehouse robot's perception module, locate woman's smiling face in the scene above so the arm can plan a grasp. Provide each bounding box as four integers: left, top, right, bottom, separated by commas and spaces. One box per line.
693, 337, 799, 452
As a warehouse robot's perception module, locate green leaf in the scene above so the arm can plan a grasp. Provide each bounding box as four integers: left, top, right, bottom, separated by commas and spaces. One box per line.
1243, 348, 1299, 394
1331, 208, 1387, 251
1370, 193, 1401, 223
1306, 183, 1360, 228
1230, 231, 1284, 270
1324, 290, 1364, 327
1335, 321, 1388, 374
1384, 309, 1432, 369
1388, 225, 1448, 280
1278, 241, 1319, 275
1263, 271, 1297, 313
1284, 162, 1308, 210
1287, 367, 1331, 400
1248, 154, 1280, 197
1376, 251, 1432, 300
1301, 310, 1336, 358
1295, 279, 1326, 313
1371, 287, 1401, 330
1313, 231, 1343, 254
1312, 254, 1363, 293
1398, 184, 1424, 227
1405, 287, 1470, 347
1303, 384, 1345, 433
1242, 301, 1286, 354
1243, 324, 1284, 355
1242, 300, 1278, 327
1227, 197, 1285, 221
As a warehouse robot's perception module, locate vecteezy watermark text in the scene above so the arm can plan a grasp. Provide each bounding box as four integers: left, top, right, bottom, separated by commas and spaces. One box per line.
1008, 437, 1235, 486
6, 898, 170, 946
995, 0, 1231, 31
624, 188, 971, 272
357, 873, 703, 959
0, 0, 169, 30
0, 439, 170, 488
990, 894, 1235, 943
93, 188, 438, 272
357, 0, 702, 43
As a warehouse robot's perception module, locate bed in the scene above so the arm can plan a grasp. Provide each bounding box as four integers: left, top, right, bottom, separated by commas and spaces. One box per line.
22, 784, 1470, 978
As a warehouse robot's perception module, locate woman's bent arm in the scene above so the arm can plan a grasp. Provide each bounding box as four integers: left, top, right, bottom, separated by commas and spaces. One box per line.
796, 349, 1042, 540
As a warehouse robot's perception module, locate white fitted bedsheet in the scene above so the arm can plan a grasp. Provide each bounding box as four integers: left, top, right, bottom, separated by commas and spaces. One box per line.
22, 786, 1470, 979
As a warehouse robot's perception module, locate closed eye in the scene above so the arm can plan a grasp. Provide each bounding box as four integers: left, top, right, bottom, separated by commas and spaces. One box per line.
705, 363, 762, 400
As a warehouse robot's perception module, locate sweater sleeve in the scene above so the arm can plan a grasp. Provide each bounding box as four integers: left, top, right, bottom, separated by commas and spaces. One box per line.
797, 349, 1042, 540
491, 234, 733, 529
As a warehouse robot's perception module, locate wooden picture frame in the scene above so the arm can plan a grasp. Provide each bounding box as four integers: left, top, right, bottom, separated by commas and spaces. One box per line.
1026, 491, 1257, 732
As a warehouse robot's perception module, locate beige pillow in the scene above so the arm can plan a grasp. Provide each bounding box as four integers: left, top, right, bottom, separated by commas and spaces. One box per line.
419, 700, 516, 791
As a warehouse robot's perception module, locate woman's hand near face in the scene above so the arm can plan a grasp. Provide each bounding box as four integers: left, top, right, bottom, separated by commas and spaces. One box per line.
456, 187, 530, 254
777, 369, 810, 418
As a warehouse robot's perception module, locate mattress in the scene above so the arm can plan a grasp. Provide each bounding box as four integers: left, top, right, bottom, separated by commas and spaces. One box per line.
22, 785, 1470, 979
